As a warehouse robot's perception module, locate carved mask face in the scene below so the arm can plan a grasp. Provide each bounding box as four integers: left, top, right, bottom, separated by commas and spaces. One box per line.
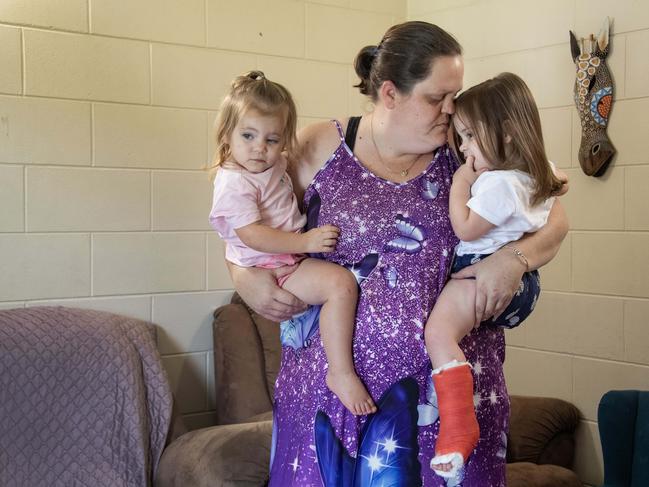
570, 18, 616, 177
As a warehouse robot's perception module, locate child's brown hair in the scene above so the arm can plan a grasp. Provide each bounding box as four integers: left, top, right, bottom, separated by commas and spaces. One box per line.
453, 72, 563, 206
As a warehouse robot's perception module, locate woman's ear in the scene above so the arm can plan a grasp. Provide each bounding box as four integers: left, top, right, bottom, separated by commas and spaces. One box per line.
378, 80, 398, 109
504, 134, 512, 144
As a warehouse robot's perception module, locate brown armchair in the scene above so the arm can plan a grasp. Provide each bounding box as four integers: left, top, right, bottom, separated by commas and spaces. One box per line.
156, 294, 582, 487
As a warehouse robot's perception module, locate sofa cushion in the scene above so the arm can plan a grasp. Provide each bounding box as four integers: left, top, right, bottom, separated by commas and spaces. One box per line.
247, 411, 273, 422
156, 421, 272, 487
508, 395, 580, 467
507, 462, 582, 487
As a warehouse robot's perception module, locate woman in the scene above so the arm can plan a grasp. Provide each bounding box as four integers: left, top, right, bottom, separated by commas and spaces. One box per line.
230, 21, 568, 486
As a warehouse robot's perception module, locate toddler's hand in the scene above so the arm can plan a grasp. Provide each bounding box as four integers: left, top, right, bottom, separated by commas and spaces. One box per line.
303, 225, 340, 253
454, 155, 482, 186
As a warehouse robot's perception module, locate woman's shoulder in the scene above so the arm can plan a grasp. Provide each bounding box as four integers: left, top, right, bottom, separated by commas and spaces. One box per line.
298, 119, 346, 167
291, 119, 348, 195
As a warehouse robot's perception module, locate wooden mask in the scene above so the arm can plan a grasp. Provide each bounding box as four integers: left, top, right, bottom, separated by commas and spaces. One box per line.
570, 18, 615, 177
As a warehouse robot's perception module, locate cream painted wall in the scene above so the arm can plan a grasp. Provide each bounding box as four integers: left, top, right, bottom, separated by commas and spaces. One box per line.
0, 0, 405, 429
408, 1, 649, 485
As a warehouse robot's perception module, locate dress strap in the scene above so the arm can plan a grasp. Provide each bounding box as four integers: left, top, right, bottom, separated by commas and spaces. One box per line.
332, 119, 345, 141
345, 116, 362, 151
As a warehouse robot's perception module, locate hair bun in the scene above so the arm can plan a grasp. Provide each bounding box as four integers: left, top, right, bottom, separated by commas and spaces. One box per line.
246, 70, 266, 81
353, 45, 379, 96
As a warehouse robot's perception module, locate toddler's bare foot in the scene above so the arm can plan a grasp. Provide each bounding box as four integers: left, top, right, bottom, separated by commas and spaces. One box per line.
326, 370, 377, 415
430, 452, 465, 478
430, 460, 452, 473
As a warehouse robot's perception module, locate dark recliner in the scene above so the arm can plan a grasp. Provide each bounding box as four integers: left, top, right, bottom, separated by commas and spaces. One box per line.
598, 390, 649, 487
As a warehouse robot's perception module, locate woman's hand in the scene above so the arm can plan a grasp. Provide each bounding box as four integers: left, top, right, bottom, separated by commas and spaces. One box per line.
451, 249, 526, 325
229, 263, 308, 322
452, 196, 569, 325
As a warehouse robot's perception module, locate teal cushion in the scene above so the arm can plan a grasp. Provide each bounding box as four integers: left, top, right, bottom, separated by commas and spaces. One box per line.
598, 390, 649, 487
632, 393, 649, 487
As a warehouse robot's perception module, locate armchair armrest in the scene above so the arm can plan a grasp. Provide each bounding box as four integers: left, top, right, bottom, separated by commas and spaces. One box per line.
507, 395, 580, 468
213, 302, 273, 425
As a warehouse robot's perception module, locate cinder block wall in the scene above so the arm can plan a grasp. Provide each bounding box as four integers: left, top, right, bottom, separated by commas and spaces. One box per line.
409, 1, 649, 485
0, 0, 405, 429
4, 0, 647, 480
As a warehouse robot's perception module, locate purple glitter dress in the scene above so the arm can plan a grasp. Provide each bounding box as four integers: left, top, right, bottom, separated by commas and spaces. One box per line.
269, 120, 509, 486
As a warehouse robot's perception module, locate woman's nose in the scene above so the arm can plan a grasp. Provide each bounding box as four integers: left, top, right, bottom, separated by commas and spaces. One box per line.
442, 95, 455, 115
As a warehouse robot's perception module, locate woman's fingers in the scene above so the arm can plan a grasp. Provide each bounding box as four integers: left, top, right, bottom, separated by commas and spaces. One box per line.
263, 290, 307, 322
270, 266, 308, 315
266, 294, 306, 321
452, 250, 523, 324
450, 267, 471, 280
473, 286, 487, 325
231, 264, 306, 321
451, 264, 485, 324
491, 295, 511, 321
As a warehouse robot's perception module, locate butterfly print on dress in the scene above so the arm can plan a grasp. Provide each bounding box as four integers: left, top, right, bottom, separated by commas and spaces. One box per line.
420, 177, 439, 201
384, 214, 427, 254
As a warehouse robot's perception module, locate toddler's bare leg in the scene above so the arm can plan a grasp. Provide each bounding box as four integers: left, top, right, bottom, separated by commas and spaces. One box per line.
425, 278, 479, 476
424, 278, 477, 369
282, 258, 376, 415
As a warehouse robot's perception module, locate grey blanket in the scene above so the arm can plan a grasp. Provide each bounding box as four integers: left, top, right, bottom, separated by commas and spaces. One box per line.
0, 306, 173, 487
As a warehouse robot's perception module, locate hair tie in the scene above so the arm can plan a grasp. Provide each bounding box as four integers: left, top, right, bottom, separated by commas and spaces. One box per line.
370, 46, 379, 57
247, 70, 266, 81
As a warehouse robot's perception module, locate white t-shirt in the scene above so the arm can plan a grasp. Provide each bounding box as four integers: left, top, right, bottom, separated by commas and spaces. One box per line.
455, 169, 555, 256
209, 157, 306, 267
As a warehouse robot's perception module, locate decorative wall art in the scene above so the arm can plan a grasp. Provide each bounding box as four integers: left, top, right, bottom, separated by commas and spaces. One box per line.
569, 17, 616, 177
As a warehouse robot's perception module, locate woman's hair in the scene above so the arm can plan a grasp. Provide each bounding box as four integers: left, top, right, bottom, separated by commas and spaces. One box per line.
210, 71, 298, 175
354, 21, 463, 100
453, 72, 563, 206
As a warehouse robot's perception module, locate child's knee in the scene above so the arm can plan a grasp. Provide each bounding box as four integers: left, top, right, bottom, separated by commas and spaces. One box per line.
331, 267, 358, 299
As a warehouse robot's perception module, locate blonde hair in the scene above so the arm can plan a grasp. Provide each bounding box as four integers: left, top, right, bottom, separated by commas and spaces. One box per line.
209, 71, 298, 178
453, 72, 563, 206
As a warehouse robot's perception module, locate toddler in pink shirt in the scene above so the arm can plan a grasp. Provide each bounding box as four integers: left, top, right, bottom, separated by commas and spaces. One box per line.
209, 71, 376, 416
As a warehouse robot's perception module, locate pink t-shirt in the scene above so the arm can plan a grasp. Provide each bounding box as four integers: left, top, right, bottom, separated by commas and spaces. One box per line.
209, 157, 306, 267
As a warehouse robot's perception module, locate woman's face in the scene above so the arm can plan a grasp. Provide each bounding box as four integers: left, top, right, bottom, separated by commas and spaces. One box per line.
391, 55, 464, 154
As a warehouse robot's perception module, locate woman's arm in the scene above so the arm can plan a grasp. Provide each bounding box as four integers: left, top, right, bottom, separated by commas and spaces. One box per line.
453, 199, 569, 323
509, 198, 568, 270
228, 261, 307, 321
236, 223, 339, 254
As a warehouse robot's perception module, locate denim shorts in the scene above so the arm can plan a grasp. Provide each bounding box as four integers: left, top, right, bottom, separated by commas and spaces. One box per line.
451, 252, 541, 329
